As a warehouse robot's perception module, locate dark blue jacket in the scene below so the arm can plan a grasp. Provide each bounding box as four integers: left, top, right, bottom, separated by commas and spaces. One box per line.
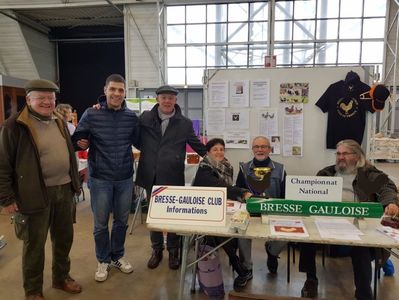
72, 101, 139, 181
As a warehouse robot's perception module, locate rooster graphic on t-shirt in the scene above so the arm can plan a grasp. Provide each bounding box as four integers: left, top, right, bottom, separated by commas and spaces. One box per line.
339, 100, 353, 114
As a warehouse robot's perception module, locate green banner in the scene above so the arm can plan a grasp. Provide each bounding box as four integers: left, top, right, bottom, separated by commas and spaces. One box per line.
246, 198, 383, 218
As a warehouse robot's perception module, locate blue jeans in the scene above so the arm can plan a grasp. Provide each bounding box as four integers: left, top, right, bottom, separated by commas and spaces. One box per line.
90, 176, 133, 263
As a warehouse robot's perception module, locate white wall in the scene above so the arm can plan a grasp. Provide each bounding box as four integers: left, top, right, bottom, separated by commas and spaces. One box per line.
204, 66, 372, 178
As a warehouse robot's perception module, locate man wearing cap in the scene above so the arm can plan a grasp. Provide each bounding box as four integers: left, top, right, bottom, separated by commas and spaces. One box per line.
136, 84, 206, 270
72, 74, 140, 282
0, 79, 82, 299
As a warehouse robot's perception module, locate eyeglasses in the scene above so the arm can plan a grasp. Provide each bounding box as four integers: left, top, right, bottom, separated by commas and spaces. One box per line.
335, 152, 356, 157
30, 96, 56, 102
252, 145, 271, 150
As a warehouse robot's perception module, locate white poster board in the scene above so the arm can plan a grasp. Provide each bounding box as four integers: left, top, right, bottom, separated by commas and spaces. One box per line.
204, 67, 372, 177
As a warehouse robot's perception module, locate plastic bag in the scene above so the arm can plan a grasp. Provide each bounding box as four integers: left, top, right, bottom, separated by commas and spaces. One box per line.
197, 244, 225, 299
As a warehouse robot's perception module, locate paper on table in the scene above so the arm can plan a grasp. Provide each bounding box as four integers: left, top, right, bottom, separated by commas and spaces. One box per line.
226, 200, 246, 214
376, 225, 399, 242
315, 218, 364, 240
269, 218, 309, 237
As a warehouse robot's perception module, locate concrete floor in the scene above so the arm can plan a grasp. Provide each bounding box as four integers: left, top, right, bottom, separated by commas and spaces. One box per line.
0, 162, 398, 300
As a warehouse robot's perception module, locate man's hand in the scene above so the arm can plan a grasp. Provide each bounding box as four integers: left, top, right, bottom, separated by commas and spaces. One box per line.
93, 103, 101, 110
243, 192, 252, 200
77, 139, 89, 150
3, 203, 18, 214
384, 203, 399, 216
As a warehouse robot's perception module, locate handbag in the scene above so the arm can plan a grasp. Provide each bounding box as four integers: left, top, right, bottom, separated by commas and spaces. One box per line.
197, 244, 225, 299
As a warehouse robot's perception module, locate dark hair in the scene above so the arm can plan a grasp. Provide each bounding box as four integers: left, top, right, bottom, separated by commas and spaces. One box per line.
105, 74, 125, 86
206, 138, 225, 152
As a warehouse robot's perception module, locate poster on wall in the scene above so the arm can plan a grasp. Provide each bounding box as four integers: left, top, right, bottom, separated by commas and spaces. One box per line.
250, 80, 271, 107
229, 80, 249, 107
279, 82, 309, 103
283, 103, 304, 157
206, 109, 225, 135
225, 108, 250, 130
257, 109, 278, 140
271, 136, 281, 155
224, 130, 250, 149
209, 80, 229, 107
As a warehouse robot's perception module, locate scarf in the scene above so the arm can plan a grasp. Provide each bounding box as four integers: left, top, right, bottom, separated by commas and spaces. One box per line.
157, 106, 175, 136
200, 154, 234, 185
27, 105, 55, 122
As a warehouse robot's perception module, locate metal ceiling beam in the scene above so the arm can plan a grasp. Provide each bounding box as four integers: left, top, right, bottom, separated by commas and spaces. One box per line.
0, 1, 149, 10
105, 0, 124, 15
0, 10, 49, 35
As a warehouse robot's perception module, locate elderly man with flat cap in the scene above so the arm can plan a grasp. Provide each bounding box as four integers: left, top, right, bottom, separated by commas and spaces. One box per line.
136, 84, 206, 270
0, 79, 82, 300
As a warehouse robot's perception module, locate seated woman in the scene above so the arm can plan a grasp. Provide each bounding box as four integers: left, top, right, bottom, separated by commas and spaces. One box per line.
192, 138, 252, 289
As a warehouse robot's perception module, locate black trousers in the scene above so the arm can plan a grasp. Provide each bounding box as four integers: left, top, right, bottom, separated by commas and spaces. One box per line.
299, 243, 373, 300
209, 236, 248, 277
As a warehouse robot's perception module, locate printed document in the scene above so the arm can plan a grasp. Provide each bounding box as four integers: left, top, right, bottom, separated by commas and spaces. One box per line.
315, 218, 363, 240
269, 218, 309, 237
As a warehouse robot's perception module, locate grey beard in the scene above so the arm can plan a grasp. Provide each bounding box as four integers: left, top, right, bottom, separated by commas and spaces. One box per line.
335, 164, 357, 174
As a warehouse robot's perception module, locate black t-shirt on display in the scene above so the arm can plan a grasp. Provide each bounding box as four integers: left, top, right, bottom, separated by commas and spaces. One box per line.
316, 80, 373, 149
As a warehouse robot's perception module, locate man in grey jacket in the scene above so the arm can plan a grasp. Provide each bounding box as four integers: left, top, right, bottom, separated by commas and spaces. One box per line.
236, 136, 286, 276
299, 139, 399, 300
136, 85, 206, 270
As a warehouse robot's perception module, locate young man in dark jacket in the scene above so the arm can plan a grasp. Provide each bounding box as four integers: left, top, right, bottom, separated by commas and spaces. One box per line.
135, 85, 207, 270
0, 79, 82, 300
72, 74, 140, 282
299, 139, 399, 300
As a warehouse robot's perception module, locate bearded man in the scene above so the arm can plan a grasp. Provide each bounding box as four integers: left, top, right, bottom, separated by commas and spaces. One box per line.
299, 139, 399, 300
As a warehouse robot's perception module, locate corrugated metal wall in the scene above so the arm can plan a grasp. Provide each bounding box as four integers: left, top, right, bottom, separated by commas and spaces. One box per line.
125, 3, 161, 94
20, 24, 56, 81
0, 12, 39, 80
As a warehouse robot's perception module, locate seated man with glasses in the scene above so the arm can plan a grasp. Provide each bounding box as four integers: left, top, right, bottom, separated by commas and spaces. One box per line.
236, 136, 287, 276
299, 139, 399, 300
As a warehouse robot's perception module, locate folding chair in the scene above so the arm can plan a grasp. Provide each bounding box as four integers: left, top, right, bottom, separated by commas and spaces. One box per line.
129, 185, 147, 235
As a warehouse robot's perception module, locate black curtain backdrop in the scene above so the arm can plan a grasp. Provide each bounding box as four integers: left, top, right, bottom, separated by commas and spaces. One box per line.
58, 41, 125, 118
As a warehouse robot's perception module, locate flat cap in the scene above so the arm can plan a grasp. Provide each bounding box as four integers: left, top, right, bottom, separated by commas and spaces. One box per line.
25, 79, 59, 93
155, 85, 179, 95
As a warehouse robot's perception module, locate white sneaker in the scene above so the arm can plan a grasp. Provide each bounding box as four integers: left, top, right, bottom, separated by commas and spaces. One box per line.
95, 262, 110, 282
111, 257, 133, 274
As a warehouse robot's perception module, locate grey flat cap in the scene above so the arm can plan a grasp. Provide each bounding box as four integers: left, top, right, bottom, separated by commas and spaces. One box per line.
25, 79, 59, 93
155, 85, 179, 95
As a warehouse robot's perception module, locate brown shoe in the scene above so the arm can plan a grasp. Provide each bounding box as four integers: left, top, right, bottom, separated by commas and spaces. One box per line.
26, 294, 44, 300
147, 249, 163, 269
168, 248, 180, 270
52, 276, 82, 294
